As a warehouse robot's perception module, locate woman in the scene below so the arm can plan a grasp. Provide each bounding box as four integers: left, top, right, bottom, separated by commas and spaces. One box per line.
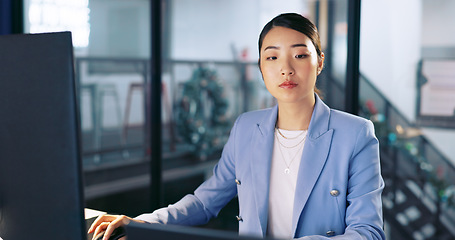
88, 13, 385, 240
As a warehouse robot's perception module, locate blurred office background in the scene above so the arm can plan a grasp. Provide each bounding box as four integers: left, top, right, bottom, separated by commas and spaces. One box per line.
1, 0, 455, 239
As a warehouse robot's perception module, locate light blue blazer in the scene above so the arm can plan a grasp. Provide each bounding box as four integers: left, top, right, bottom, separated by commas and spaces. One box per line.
137, 95, 385, 240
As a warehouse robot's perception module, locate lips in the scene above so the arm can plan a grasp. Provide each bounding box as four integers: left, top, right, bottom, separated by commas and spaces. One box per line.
279, 80, 298, 89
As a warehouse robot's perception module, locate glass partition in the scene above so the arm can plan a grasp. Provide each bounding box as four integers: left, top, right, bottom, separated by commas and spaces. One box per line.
312, 0, 349, 111
360, 0, 455, 238
23, 0, 153, 216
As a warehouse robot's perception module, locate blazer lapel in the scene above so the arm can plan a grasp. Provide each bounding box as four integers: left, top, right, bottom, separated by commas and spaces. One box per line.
250, 105, 277, 237
291, 95, 334, 236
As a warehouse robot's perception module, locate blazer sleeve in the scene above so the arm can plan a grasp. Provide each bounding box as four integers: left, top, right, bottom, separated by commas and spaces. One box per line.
135, 115, 241, 226
297, 120, 385, 240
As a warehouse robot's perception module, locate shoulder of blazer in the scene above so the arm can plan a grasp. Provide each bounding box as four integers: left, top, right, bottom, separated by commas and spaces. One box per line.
307, 95, 373, 141
329, 108, 371, 128
327, 109, 378, 158
237, 106, 276, 124
234, 105, 278, 137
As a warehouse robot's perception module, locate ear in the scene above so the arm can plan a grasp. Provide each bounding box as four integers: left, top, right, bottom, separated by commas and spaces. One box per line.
258, 58, 262, 73
317, 52, 325, 75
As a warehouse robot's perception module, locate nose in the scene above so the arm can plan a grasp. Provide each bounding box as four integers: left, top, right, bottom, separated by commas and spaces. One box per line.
280, 59, 294, 76
281, 70, 293, 76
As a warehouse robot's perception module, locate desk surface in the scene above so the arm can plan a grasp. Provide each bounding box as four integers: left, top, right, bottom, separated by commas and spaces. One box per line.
85, 208, 107, 220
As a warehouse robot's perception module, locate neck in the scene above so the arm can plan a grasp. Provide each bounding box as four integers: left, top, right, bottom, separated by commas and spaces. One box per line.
276, 96, 315, 131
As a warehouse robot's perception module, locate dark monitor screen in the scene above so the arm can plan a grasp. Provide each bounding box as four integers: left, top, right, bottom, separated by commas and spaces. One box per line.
0, 32, 86, 240
126, 222, 277, 240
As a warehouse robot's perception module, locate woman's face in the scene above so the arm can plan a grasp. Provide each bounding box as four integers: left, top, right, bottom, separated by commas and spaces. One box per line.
260, 26, 323, 105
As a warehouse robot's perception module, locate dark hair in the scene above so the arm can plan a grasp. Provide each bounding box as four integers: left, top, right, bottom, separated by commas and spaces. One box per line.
258, 13, 323, 62
258, 13, 324, 97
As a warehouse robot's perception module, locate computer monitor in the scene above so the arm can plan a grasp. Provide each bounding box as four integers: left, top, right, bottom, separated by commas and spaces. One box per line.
125, 222, 277, 240
0, 32, 86, 240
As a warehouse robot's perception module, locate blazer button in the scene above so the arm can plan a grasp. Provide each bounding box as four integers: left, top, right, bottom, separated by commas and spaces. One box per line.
330, 189, 339, 197
326, 230, 335, 236
235, 179, 241, 185
236, 215, 243, 222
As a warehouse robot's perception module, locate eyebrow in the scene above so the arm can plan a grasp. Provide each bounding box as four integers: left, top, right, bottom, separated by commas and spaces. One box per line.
263, 43, 308, 51
292, 43, 308, 48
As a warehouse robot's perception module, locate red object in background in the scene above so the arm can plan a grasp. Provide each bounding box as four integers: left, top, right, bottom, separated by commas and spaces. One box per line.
366, 100, 378, 115
437, 165, 445, 180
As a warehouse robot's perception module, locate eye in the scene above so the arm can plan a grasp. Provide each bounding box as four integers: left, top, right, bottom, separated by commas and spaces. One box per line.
266, 56, 277, 60
295, 54, 308, 59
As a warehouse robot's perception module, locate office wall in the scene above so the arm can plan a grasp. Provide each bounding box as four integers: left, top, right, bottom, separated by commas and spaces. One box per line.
169, 0, 308, 61
88, 0, 150, 58
421, 0, 455, 47
360, 0, 455, 164
360, 0, 421, 122
420, 0, 455, 164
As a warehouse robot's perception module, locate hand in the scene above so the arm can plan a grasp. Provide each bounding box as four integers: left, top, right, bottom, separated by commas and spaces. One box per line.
88, 214, 145, 240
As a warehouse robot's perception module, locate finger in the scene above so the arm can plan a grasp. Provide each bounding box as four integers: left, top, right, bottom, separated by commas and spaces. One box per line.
88, 214, 117, 233
89, 215, 118, 233
88, 215, 107, 233
102, 216, 129, 240
92, 222, 110, 240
